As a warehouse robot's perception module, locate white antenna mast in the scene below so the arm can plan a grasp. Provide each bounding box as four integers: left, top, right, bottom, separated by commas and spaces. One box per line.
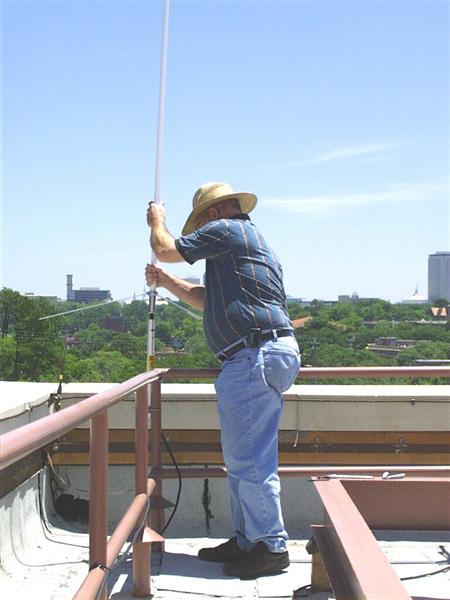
147, 0, 170, 374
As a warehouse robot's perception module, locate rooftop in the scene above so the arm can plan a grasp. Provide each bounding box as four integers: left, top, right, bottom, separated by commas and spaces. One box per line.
1, 372, 449, 599
2, 523, 449, 599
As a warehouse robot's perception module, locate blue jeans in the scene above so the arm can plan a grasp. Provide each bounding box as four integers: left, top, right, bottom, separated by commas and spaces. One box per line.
214, 335, 300, 553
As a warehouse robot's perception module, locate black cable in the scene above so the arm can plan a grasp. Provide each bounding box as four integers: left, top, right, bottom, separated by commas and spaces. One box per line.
201, 477, 214, 531
400, 565, 450, 581
37, 470, 54, 536
159, 432, 182, 535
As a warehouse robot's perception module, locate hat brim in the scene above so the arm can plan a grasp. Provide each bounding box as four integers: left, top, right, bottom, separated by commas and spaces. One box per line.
182, 192, 257, 236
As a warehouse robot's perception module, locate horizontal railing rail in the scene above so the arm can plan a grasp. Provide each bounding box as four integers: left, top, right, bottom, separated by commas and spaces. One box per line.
0, 364, 449, 599
161, 365, 450, 380
0, 369, 166, 470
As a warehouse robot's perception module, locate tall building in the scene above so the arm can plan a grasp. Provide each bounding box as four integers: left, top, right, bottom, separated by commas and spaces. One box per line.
66, 274, 111, 304
66, 274, 74, 301
428, 252, 450, 303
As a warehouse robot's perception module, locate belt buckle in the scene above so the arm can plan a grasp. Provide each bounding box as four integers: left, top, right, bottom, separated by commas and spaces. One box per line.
247, 328, 261, 348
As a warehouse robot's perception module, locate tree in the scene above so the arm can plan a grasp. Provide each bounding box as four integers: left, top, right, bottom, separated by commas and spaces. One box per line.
397, 341, 450, 366
0, 337, 16, 379
65, 350, 140, 383
0, 290, 62, 381
433, 298, 450, 308
0, 289, 24, 337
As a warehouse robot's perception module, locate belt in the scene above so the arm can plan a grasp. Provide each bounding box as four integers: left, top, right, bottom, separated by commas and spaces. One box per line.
216, 328, 294, 362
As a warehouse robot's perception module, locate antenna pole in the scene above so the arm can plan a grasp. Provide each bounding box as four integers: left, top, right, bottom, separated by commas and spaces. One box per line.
147, 0, 170, 373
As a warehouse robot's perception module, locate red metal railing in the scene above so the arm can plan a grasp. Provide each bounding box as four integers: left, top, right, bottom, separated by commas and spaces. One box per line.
0, 365, 449, 599
0, 368, 167, 599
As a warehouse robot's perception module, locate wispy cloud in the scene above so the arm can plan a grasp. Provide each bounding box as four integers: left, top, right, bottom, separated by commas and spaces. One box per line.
264, 182, 449, 214
281, 142, 398, 169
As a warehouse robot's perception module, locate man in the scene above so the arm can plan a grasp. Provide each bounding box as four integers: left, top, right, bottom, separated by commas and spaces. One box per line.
146, 182, 300, 579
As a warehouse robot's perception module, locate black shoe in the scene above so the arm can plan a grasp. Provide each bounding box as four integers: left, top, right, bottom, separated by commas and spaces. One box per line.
198, 537, 246, 563
223, 541, 289, 579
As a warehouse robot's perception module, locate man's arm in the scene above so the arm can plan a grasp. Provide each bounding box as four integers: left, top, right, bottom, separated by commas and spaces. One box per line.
145, 264, 205, 311
147, 202, 184, 263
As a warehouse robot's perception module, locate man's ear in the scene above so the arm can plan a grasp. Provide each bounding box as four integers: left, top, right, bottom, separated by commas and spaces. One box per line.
208, 206, 220, 220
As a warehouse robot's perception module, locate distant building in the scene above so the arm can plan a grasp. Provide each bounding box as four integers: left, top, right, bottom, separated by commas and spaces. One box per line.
286, 296, 305, 304
401, 285, 427, 305
65, 335, 79, 347
292, 317, 313, 329
431, 306, 448, 319
66, 274, 111, 304
367, 337, 416, 356
185, 276, 201, 285
415, 359, 450, 366
428, 251, 450, 302
101, 315, 125, 333
23, 293, 58, 302
338, 291, 380, 303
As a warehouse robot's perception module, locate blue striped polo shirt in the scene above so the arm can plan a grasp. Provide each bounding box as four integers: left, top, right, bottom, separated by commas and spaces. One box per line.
175, 214, 293, 354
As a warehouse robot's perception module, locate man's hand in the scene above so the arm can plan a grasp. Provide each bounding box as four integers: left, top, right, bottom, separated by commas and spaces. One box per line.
147, 201, 166, 227
145, 263, 171, 288
144, 263, 205, 310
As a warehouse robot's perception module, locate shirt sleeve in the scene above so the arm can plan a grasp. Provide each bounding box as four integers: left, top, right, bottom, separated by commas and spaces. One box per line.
175, 219, 234, 265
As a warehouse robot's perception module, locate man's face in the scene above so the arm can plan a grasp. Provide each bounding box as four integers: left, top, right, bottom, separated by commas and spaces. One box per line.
194, 200, 240, 231
194, 208, 212, 230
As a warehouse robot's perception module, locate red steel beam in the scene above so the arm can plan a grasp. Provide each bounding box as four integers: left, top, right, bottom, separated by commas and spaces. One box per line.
341, 477, 450, 530
313, 478, 411, 599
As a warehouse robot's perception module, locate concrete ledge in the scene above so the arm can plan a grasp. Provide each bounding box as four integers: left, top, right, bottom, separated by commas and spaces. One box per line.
2, 382, 449, 432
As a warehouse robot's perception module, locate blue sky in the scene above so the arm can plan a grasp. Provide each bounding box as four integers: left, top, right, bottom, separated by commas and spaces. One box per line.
2, 0, 449, 303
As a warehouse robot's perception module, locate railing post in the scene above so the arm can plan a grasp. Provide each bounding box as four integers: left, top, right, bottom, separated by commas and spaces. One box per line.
135, 386, 149, 494
89, 410, 109, 600
150, 378, 165, 538
133, 385, 151, 597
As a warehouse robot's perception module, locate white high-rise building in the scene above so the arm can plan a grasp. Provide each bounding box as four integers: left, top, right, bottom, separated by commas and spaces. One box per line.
428, 252, 450, 303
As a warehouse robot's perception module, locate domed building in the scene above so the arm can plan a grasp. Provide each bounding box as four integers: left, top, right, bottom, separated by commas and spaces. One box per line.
401, 285, 427, 304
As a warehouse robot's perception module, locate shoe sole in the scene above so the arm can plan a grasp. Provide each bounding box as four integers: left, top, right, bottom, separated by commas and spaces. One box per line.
224, 557, 290, 579
198, 554, 245, 563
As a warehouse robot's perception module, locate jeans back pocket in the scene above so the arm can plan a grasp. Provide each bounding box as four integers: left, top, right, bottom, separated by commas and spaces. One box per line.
263, 349, 301, 394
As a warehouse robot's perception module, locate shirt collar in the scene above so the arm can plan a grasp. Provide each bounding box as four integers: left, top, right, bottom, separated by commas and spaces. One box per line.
228, 213, 251, 221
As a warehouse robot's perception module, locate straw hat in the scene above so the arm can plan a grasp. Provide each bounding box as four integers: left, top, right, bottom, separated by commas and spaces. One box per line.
182, 182, 257, 235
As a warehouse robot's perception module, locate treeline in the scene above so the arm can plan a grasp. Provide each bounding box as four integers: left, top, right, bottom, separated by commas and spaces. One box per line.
289, 300, 449, 368
1, 288, 449, 384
